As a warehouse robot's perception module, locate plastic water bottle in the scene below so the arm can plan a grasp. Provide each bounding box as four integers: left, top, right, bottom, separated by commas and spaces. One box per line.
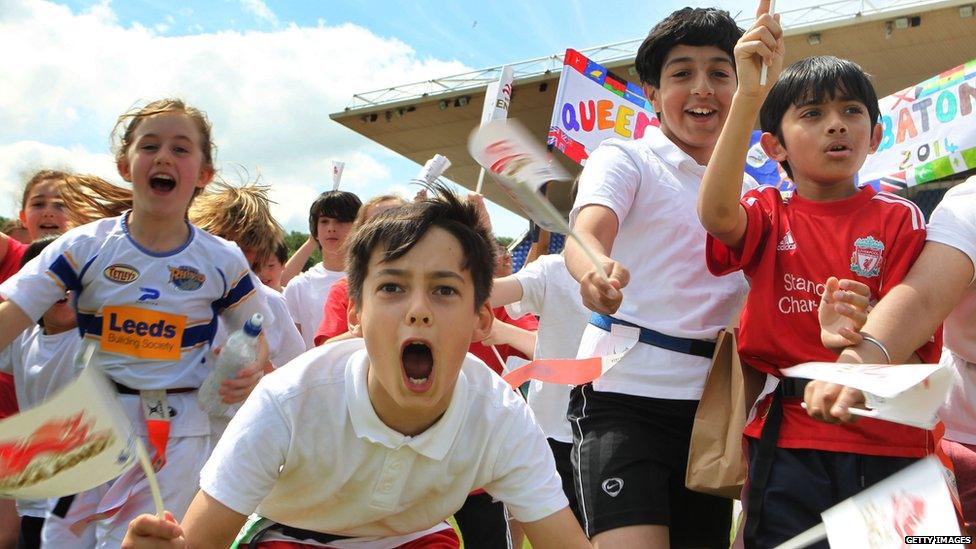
198, 313, 263, 415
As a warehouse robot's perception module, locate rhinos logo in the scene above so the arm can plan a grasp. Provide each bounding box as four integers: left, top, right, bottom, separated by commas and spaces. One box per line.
168, 265, 205, 291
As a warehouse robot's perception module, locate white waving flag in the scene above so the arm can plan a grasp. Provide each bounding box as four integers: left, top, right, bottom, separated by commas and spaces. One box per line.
783, 362, 952, 429
331, 161, 345, 190
823, 456, 961, 548
0, 345, 138, 499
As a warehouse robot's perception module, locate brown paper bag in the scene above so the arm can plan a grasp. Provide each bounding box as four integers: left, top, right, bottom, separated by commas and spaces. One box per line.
685, 327, 765, 499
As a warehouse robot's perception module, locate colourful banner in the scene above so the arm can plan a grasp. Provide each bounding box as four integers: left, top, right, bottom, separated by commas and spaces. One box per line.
547, 49, 657, 165
861, 58, 976, 191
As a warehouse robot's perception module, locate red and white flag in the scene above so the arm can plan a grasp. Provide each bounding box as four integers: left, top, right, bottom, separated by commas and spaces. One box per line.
783, 362, 952, 429
0, 346, 138, 500
332, 161, 345, 190
503, 324, 639, 388
822, 456, 962, 548
416, 154, 451, 185
468, 119, 570, 233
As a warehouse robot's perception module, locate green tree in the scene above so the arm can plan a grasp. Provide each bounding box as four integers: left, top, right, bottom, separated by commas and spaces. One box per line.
495, 236, 514, 248
284, 230, 321, 272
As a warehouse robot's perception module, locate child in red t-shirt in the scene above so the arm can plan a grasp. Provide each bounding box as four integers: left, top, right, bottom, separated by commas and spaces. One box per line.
697, 7, 941, 548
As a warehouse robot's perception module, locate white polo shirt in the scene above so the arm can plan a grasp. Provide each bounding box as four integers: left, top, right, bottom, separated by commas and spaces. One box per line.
283, 263, 345, 350
570, 127, 752, 399
506, 254, 588, 443
927, 178, 976, 443
200, 338, 567, 538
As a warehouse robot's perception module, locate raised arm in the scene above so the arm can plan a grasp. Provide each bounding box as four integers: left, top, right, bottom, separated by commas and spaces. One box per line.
489, 276, 525, 308
698, 3, 783, 248
280, 236, 317, 287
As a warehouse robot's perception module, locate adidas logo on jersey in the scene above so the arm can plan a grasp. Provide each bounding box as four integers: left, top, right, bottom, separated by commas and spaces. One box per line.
777, 231, 797, 251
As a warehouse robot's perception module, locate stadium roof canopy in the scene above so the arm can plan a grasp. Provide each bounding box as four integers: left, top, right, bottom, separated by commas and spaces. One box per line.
330, 0, 976, 215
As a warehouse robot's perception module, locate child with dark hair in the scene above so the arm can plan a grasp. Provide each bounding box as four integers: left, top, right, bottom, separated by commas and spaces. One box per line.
283, 190, 361, 349
122, 184, 590, 549
698, 4, 941, 546
564, 7, 752, 547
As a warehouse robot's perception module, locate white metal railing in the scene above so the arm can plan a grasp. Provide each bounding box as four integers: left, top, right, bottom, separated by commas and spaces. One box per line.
340, 0, 965, 111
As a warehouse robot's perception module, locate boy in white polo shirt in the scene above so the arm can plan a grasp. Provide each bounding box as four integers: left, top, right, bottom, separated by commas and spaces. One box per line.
284, 190, 361, 349
122, 186, 589, 549
564, 7, 756, 547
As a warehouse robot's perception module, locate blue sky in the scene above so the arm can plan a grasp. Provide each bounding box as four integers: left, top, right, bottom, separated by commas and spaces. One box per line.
1, 0, 796, 237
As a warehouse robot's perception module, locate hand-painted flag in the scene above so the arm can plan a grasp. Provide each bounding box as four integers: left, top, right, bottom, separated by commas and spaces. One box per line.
821, 457, 961, 548
331, 161, 345, 190
416, 154, 451, 184
0, 346, 137, 500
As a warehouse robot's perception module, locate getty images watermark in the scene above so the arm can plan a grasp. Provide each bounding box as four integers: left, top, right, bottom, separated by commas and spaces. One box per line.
904, 536, 972, 544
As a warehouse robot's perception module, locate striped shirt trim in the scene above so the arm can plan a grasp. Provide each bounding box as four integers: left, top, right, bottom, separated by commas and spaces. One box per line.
873, 192, 924, 231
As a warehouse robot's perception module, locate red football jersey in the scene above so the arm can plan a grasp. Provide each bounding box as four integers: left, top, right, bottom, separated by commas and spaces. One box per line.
0, 237, 25, 417
707, 186, 941, 457
314, 277, 350, 346
469, 306, 539, 375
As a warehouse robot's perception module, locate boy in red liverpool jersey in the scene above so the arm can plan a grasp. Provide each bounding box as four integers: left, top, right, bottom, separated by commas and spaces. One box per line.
697, 4, 942, 548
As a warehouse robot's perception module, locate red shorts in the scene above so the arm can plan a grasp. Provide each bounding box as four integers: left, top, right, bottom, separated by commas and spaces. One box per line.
249, 527, 460, 549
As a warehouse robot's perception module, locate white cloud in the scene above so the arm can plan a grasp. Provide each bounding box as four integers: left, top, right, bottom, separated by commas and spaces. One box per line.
239, 0, 279, 27
0, 0, 472, 231
0, 141, 119, 216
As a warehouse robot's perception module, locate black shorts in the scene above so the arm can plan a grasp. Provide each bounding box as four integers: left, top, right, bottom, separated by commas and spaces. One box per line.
454, 492, 511, 549
568, 384, 731, 546
549, 439, 581, 525
745, 440, 917, 549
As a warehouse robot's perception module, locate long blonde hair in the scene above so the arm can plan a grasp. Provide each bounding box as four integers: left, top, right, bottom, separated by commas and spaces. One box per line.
59, 174, 132, 226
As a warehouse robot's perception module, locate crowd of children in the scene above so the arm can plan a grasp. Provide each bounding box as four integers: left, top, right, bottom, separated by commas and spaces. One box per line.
0, 1, 972, 548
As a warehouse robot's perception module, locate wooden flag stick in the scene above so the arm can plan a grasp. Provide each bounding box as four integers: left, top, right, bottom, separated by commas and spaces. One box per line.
134, 439, 165, 519
759, 0, 777, 86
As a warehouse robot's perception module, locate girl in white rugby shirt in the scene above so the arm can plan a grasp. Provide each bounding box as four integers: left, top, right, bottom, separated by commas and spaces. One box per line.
0, 100, 269, 547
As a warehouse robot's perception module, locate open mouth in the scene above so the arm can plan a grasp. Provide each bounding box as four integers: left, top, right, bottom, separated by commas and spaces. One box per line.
149, 174, 176, 193
685, 107, 716, 120
825, 143, 852, 158
37, 223, 62, 233
401, 340, 434, 391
